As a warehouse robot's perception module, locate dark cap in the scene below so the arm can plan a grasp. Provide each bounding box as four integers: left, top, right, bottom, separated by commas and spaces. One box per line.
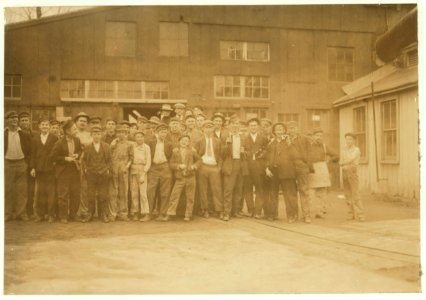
344, 132, 356, 139
119, 120, 130, 127
37, 116, 51, 124
50, 120, 60, 126
202, 120, 214, 128
90, 125, 102, 133
105, 118, 116, 124
5, 111, 18, 119
312, 128, 324, 134
89, 116, 101, 123
19, 111, 30, 119
185, 114, 196, 121
116, 124, 128, 132
271, 122, 287, 135
134, 130, 145, 136
174, 103, 186, 109
62, 119, 75, 132
179, 134, 191, 141
74, 112, 90, 122
260, 118, 273, 126
155, 123, 169, 132
212, 112, 225, 122
169, 117, 181, 124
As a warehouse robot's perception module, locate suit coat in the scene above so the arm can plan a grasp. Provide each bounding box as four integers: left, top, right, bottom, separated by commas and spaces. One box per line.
169, 147, 201, 178
147, 138, 174, 162
289, 134, 313, 175
266, 138, 296, 179
242, 132, 268, 163
30, 133, 58, 172
4, 128, 32, 164
82, 142, 112, 175
194, 135, 223, 168
49, 136, 82, 178
222, 133, 245, 176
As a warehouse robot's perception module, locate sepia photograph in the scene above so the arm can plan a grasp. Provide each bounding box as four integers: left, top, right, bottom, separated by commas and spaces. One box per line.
2, 1, 421, 295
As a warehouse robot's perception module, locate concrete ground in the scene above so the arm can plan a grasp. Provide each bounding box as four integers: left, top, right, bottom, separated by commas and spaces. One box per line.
4, 192, 421, 294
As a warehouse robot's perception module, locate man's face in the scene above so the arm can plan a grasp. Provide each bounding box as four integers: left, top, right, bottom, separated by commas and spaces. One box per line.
196, 116, 205, 128
287, 125, 298, 136
39, 121, 50, 134
193, 108, 202, 116
213, 117, 223, 130
50, 125, 60, 136
313, 132, 323, 143
106, 121, 116, 132
162, 110, 171, 117
229, 122, 240, 134
273, 125, 285, 137
92, 131, 102, 143
203, 126, 214, 135
76, 117, 88, 130
130, 126, 137, 135
345, 136, 355, 147
66, 124, 78, 137
179, 137, 190, 147
89, 121, 100, 128
170, 121, 181, 133
137, 121, 145, 130
157, 129, 168, 140
175, 108, 184, 116
261, 121, 271, 133
117, 130, 127, 140
248, 121, 259, 134
19, 117, 30, 130
7, 116, 19, 128
185, 118, 196, 129
135, 133, 145, 145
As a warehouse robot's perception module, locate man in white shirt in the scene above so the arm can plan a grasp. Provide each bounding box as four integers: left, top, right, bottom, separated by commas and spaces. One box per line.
195, 120, 224, 219
340, 133, 364, 221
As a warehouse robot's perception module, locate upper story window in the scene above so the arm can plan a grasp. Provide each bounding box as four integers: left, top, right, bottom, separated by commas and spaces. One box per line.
145, 82, 169, 99
159, 22, 188, 57
306, 109, 330, 133
88, 80, 115, 98
4, 74, 22, 100
220, 41, 270, 62
214, 75, 269, 100
60, 79, 85, 98
328, 47, 354, 82
105, 21, 136, 57
380, 99, 398, 162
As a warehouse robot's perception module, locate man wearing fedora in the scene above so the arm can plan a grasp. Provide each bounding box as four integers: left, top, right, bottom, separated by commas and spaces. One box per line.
159, 104, 173, 124
4, 111, 32, 221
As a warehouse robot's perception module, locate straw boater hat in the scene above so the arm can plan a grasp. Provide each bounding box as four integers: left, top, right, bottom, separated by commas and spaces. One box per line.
174, 103, 186, 110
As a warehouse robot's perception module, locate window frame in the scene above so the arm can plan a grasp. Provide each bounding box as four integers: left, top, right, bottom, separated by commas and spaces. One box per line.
219, 40, 270, 62
352, 104, 368, 164
214, 75, 270, 100
379, 98, 400, 164
104, 21, 137, 58
4, 74, 22, 100
305, 108, 330, 133
277, 113, 300, 126
327, 46, 354, 82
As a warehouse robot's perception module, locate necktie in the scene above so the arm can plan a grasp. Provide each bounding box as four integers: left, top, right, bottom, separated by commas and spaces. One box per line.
206, 138, 213, 156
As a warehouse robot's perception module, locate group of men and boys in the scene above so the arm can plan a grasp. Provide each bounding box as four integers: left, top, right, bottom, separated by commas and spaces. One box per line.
4, 103, 365, 224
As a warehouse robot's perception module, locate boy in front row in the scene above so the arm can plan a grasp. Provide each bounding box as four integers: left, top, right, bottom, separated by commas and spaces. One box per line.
163, 135, 201, 222
82, 125, 112, 223
130, 130, 152, 222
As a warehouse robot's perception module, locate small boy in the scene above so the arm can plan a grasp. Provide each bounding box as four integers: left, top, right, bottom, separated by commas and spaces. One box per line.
163, 135, 201, 222
130, 130, 152, 221
339, 133, 364, 222
30, 117, 59, 222
82, 125, 112, 223
110, 124, 133, 221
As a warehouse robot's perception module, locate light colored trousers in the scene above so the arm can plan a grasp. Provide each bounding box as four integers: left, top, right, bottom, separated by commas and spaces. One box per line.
308, 187, 328, 216
130, 165, 149, 215
342, 166, 364, 218
5, 159, 28, 219
109, 165, 129, 218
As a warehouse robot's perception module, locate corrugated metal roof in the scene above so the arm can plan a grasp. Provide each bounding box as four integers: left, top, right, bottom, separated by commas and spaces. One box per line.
333, 65, 418, 107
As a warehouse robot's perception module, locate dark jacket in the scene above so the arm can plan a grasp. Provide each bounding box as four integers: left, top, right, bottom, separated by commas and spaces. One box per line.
49, 136, 82, 178
242, 132, 268, 163
4, 128, 32, 164
194, 135, 223, 168
169, 147, 201, 178
289, 134, 313, 175
30, 133, 58, 172
83, 142, 112, 175
222, 134, 246, 176
266, 138, 296, 179
307, 142, 339, 164
147, 138, 174, 162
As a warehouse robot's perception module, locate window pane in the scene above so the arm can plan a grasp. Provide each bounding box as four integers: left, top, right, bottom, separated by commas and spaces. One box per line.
12, 87, 21, 98
4, 86, 11, 97
328, 47, 354, 81
247, 42, 269, 61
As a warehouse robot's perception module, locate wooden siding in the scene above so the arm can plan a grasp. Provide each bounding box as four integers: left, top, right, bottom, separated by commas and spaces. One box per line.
338, 87, 419, 199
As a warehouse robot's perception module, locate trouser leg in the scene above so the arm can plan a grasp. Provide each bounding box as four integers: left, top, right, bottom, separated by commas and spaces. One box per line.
35, 173, 48, 218
86, 174, 97, 217
209, 166, 223, 212
77, 171, 89, 217
267, 177, 280, 219
5, 161, 16, 219
346, 168, 364, 218
118, 170, 129, 218
98, 175, 110, 219
139, 173, 149, 215
57, 172, 70, 220
243, 176, 254, 214
130, 174, 140, 215
147, 168, 160, 214
158, 166, 172, 215
167, 179, 185, 216
297, 174, 310, 219
198, 166, 210, 211
69, 170, 80, 219
184, 177, 196, 218
27, 173, 35, 217
15, 160, 29, 218
223, 171, 237, 215
282, 179, 298, 219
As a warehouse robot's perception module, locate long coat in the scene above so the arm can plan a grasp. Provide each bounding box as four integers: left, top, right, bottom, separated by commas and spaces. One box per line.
30, 133, 58, 172
266, 138, 296, 179
49, 136, 82, 178
194, 135, 223, 169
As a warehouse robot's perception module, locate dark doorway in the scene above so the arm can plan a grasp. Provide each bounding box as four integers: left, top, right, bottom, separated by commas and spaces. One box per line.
122, 104, 161, 121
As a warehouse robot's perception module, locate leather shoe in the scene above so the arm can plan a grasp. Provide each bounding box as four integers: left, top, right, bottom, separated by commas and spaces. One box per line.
184, 217, 191, 222
233, 213, 244, 218
34, 216, 43, 223
203, 211, 209, 219
140, 215, 151, 222
219, 212, 224, 220
254, 214, 262, 219
20, 215, 30, 221
304, 217, 312, 224
162, 215, 170, 222
223, 215, 229, 222
60, 218, 68, 224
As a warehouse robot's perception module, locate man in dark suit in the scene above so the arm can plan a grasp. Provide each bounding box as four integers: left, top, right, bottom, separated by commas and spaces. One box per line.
195, 120, 224, 219
4, 111, 32, 221
265, 122, 298, 222
287, 121, 314, 223
146, 123, 174, 221
242, 118, 268, 219
49, 120, 82, 223
30, 117, 59, 223
222, 117, 245, 220
82, 125, 112, 223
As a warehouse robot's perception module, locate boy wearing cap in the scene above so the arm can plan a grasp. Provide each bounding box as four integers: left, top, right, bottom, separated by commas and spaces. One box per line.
30, 118, 59, 222
130, 130, 151, 221
147, 123, 174, 220
340, 133, 364, 222
109, 125, 133, 221
174, 103, 186, 121
82, 125, 112, 223
159, 104, 173, 124
167, 117, 183, 148
164, 135, 201, 221
102, 118, 117, 145
49, 120, 61, 138
49, 120, 82, 223
184, 115, 203, 145
212, 113, 229, 143
4, 111, 32, 221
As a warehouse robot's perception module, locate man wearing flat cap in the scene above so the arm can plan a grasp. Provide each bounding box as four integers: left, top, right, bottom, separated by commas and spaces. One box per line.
167, 117, 183, 148
212, 112, 229, 143
49, 120, 61, 138
174, 103, 186, 121
89, 116, 102, 128
146, 123, 174, 221
195, 120, 224, 219
102, 118, 117, 145
260, 118, 273, 142
18, 111, 33, 136
4, 111, 32, 221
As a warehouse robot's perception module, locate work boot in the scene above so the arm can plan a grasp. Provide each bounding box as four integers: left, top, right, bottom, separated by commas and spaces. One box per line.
233, 212, 244, 218
223, 214, 230, 222
162, 215, 170, 222
184, 216, 191, 222
203, 211, 209, 219
254, 214, 262, 219
34, 216, 43, 223
219, 212, 224, 220
140, 215, 151, 222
